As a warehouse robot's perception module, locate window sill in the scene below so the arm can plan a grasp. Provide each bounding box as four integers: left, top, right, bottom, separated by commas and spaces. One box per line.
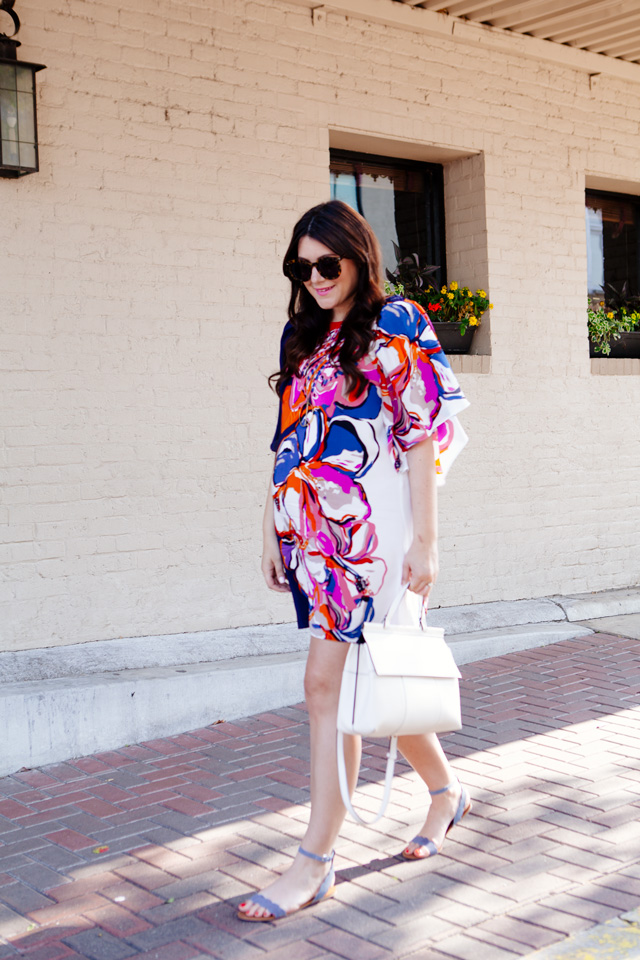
591, 357, 640, 375
448, 355, 492, 374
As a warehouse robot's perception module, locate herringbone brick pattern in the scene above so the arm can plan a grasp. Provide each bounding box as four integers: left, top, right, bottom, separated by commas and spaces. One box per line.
1, 632, 639, 959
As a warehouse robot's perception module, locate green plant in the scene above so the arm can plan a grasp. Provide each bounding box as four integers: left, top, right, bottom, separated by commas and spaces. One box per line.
385, 246, 492, 335
601, 280, 640, 315
587, 298, 640, 355
385, 242, 440, 309
429, 282, 492, 334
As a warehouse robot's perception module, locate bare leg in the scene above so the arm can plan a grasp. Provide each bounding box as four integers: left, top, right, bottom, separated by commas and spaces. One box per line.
239, 635, 361, 919
304, 637, 361, 851
397, 732, 467, 856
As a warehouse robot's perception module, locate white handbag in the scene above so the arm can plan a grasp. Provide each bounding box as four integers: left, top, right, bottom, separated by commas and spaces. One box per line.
336, 588, 462, 825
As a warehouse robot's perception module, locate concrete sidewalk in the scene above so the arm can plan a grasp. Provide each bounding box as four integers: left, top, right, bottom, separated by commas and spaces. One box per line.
1, 625, 640, 959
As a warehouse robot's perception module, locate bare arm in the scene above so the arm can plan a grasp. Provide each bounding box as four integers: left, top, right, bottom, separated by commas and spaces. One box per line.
402, 435, 439, 597
262, 477, 290, 593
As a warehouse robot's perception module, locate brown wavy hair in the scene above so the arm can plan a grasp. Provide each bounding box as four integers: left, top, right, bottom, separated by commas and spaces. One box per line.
271, 199, 386, 397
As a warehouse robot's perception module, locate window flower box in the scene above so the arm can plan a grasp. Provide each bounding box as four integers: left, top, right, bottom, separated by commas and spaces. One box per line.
588, 294, 640, 358
431, 321, 477, 354
589, 331, 640, 358
385, 248, 491, 356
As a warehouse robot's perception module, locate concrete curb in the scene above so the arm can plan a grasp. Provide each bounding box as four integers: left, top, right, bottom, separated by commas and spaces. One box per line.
1, 585, 639, 777
0, 651, 307, 777
447, 621, 596, 664
428, 585, 640, 633
523, 906, 640, 959
550, 586, 640, 621
3, 586, 639, 684
427, 596, 566, 633
0, 621, 305, 684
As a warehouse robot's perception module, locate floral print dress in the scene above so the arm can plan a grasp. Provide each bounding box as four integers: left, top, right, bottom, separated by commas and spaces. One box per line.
270, 297, 470, 643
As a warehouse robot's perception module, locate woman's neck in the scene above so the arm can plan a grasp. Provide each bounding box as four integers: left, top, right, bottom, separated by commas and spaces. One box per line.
331, 296, 354, 326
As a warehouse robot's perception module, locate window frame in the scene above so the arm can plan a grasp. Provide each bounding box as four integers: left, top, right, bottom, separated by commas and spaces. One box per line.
585, 187, 640, 299
329, 148, 447, 286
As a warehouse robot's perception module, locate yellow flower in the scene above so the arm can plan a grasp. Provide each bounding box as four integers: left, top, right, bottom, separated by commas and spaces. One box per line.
440, 286, 447, 295
450, 281, 458, 291
599, 301, 605, 307
447, 292, 454, 300
476, 289, 486, 298
489, 303, 494, 309
470, 317, 479, 326
607, 312, 614, 319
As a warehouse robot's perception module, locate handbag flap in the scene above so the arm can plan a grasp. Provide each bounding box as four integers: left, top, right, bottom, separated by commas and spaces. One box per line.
361, 623, 461, 679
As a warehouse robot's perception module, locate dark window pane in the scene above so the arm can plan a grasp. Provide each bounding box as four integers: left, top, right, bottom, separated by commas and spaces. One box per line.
586, 190, 640, 298
330, 150, 446, 286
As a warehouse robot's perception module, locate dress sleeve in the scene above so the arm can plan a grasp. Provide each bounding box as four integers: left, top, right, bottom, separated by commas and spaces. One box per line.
269, 321, 295, 453
375, 298, 471, 486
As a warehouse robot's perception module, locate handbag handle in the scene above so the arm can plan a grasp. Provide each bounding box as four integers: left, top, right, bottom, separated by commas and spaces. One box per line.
383, 584, 428, 629
337, 732, 398, 825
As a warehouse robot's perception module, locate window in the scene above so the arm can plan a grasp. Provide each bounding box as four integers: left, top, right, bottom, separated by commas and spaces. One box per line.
330, 149, 446, 285
586, 189, 640, 298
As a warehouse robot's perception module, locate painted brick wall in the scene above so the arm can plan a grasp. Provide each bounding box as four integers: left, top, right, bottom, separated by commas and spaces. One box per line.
2, 0, 639, 650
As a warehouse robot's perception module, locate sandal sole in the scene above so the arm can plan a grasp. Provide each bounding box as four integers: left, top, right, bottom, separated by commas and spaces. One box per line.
237, 885, 335, 922
402, 800, 472, 860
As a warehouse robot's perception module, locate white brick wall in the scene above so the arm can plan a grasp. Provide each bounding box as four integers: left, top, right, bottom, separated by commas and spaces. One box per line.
2, 0, 640, 651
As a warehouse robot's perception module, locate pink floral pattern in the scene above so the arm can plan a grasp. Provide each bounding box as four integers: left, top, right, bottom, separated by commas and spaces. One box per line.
271, 298, 470, 642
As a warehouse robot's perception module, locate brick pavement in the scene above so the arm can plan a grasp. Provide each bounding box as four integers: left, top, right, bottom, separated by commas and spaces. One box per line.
1, 631, 640, 960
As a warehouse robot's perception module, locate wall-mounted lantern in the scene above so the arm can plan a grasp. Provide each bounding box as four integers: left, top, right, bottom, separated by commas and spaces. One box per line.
0, 0, 45, 178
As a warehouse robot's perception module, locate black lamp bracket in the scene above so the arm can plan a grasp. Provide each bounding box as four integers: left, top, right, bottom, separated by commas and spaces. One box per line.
0, 0, 20, 39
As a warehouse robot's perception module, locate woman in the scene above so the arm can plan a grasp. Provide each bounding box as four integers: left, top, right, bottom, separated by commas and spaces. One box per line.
238, 200, 471, 922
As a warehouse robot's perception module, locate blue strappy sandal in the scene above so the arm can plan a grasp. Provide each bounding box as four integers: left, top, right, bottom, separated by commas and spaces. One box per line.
402, 782, 471, 860
237, 846, 336, 922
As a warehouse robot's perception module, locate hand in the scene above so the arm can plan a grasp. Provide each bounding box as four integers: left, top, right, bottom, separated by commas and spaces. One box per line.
261, 532, 291, 593
402, 537, 439, 597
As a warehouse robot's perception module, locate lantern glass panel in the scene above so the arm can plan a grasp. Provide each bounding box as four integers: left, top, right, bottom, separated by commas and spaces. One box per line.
16, 65, 34, 94
1, 87, 18, 139
1, 82, 19, 165
17, 90, 34, 142
0, 62, 16, 90
19, 141, 35, 167
1, 133, 19, 165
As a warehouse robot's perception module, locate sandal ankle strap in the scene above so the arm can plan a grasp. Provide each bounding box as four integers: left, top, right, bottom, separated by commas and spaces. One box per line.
429, 781, 456, 796
299, 845, 334, 863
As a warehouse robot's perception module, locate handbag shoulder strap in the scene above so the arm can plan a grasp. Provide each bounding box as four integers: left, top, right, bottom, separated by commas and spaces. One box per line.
337, 732, 398, 826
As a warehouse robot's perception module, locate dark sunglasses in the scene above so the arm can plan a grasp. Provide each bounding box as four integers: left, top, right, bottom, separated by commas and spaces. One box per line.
284, 256, 343, 283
